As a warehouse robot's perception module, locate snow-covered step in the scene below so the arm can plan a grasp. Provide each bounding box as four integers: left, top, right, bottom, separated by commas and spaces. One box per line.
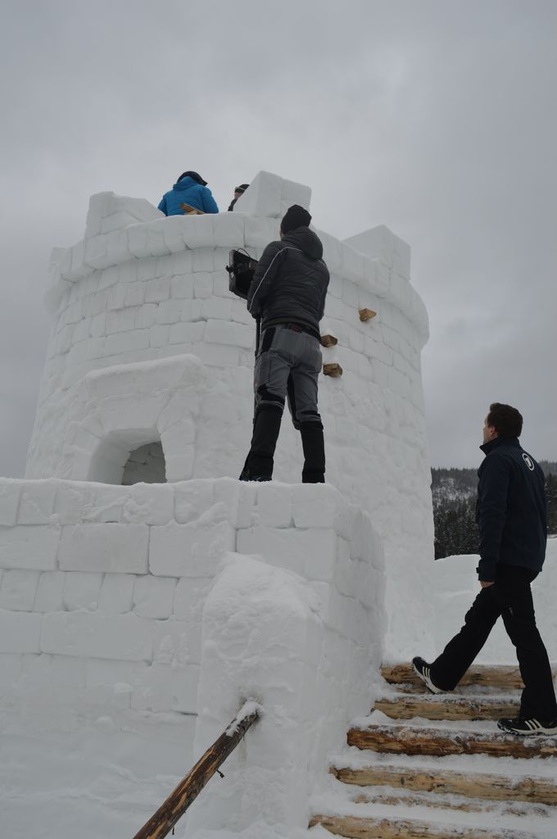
348, 719, 557, 759
332, 760, 557, 806
373, 692, 520, 721
313, 666, 557, 837
310, 811, 547, 838
348, 787, 554, 817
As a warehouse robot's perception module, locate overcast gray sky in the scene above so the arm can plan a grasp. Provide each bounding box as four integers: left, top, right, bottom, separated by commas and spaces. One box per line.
1, 0, 555, 476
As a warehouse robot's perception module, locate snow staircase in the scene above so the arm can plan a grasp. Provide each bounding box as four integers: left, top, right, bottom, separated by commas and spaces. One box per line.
310, 663, 557, 838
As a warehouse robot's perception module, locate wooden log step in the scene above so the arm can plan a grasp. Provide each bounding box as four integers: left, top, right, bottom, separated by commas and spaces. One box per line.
350, 789, 552, 816
348, 723, 557, 759
381, 663, 526, 691
332, 763, 557, 805
309, 813, 535, 838
373, 694, 519, 721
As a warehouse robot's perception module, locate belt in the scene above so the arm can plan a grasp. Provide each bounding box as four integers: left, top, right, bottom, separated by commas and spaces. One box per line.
278, 322, 319, 339
264, 321, 320, 341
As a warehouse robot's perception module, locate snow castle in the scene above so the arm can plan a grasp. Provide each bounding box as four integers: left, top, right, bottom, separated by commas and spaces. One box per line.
1, 171, 434, 836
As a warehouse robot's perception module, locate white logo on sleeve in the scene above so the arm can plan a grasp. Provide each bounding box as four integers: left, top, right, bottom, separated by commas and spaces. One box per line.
522, 452, 535, 471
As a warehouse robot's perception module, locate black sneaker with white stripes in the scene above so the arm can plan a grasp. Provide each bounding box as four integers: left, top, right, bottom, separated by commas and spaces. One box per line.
497, 716, 557, 736
412, 656, 445, 694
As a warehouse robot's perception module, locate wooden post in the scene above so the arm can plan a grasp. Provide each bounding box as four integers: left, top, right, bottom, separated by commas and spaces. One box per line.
132, 703, 260, 839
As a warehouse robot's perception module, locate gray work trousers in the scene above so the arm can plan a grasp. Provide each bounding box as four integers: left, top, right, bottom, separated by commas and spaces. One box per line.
253, 324, 322, 427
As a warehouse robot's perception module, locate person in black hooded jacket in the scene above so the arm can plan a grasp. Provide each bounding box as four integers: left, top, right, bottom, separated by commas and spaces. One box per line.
239, 204, 330, 483
413, 403, 557, 736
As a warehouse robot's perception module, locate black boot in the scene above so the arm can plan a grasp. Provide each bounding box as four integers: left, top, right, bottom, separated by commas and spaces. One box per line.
300, 421, 325, 483
239, 406, 283, 481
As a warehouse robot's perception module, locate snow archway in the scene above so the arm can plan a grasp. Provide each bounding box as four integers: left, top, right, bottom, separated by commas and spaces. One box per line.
87, 430, 166, 485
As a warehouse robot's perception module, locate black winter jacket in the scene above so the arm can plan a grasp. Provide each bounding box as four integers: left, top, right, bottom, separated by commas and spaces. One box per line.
476, 437, 547, 581
247, 228, 329, 339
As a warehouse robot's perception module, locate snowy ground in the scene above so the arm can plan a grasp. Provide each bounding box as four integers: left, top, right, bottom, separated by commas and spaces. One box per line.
1, 541, 556, 838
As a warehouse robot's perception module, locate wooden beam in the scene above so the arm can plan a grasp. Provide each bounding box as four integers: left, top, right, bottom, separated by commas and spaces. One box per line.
332, 765, 557, 805
347, 724, 557, 759
381, 663, 527, 691
309, 814, 527, 838
373, 695, 519, 721
132, 704, 260, 839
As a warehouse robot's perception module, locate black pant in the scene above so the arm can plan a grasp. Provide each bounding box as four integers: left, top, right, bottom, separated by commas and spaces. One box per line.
430, 565, 557, 720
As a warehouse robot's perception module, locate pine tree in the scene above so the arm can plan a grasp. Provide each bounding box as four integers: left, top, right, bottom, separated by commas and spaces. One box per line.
546, 473, 557, 536
432, 462, 557, 556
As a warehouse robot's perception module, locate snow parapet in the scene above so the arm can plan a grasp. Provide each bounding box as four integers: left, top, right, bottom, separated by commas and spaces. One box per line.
0, 477, 383, 835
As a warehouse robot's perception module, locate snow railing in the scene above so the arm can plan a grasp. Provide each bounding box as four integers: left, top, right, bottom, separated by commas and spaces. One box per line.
132, 701, 262, 839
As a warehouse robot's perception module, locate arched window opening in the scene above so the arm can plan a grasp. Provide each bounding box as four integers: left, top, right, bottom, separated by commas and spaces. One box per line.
87, 431, 166, 485
122, 442, 167, 485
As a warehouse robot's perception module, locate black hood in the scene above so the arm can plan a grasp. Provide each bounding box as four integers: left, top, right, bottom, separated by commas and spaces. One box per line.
282, 227, 323, 260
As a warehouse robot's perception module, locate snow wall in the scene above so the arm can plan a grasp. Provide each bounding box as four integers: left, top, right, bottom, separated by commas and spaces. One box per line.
25, 170, 433, 660
0, 476, 383, 836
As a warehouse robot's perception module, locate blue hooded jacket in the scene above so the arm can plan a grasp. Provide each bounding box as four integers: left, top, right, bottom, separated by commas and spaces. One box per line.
158, 176, 219, 216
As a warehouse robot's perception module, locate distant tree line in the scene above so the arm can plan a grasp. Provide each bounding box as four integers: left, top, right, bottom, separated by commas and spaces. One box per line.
432, 463, 557, 559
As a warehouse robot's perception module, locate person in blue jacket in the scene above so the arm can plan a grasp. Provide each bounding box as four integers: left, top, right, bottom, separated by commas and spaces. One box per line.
158, 171, 219, 216
413, 403, 557, 736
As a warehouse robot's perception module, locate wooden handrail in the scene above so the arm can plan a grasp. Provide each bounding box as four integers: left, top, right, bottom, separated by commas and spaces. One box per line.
132, 701, 261, 839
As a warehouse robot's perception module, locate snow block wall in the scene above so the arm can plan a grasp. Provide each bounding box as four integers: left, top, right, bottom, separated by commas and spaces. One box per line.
25, 170, 433, 660
0, 477, 383, 824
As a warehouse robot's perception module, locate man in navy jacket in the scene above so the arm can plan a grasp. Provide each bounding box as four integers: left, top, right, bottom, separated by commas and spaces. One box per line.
414, 403, 557, 735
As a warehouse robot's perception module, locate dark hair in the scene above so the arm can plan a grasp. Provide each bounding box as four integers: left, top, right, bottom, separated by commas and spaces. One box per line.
486, 403, 523, 438
177, 171, 207, 186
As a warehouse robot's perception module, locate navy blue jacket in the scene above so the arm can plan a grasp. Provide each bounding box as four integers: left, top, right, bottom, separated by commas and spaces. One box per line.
247, 227, 329, 339
476, 437, 547, 581
158, 177, 219, 216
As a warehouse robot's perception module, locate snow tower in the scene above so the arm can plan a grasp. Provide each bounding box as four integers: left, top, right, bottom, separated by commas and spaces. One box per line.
1, 171, 433, 836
